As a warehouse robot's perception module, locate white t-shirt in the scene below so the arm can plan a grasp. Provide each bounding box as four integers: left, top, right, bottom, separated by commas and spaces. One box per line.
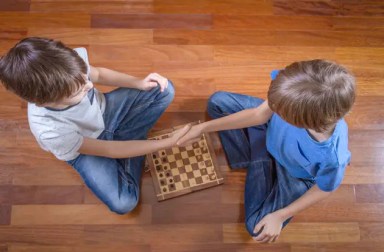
28, 48, 106, 161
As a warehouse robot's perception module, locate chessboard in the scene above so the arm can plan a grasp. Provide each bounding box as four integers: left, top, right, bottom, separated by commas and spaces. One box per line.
146, 122, 224, 201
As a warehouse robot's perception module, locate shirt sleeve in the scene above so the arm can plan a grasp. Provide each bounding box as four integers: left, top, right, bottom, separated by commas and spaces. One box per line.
73, 47, 90, 77
315, 163, 346, 192
270, 69, 280, 80
39, 129, 84, 161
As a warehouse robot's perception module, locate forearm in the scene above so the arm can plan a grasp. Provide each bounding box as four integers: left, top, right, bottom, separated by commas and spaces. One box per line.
79, 138, 174, 159
95, 67, 141, 89
276, 185, 332, 220
201, 101, 273, 133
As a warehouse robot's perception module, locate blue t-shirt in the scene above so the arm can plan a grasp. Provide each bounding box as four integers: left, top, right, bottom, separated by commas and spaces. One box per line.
266, 114, 350, 192
265, 70, 351, 192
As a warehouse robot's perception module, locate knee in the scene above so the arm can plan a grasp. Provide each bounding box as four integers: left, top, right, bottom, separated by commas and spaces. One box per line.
159, 79, 175, 105
207, 91, 230, 118
107, 195, 139, 215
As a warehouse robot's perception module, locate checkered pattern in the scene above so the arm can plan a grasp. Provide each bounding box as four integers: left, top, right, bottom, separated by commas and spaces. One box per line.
149, 134, 219, 196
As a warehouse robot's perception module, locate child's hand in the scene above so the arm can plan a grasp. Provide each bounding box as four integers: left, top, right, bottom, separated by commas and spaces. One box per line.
138, 73, 168, 92
252, 212, 285, 243
170, 124, 192, 146
177, 124, 203, 146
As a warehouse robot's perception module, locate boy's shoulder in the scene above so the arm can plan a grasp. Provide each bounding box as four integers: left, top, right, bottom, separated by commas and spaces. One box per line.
73, 47, 90, 76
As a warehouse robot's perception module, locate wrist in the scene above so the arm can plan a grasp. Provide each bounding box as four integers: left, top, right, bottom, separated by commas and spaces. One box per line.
198, 121, 209, 134
274, 208, 292, 221
131, 78, 142, 89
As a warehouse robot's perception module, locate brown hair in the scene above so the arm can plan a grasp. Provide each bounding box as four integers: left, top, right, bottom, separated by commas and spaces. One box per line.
268, 59, 356, 132
0, 37, 87, 104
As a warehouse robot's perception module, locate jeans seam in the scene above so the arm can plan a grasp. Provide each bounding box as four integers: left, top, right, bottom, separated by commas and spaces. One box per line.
130, 98, 170, 114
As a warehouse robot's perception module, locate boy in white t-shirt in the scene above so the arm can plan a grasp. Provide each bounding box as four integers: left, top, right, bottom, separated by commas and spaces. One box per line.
0, 37, 190, 214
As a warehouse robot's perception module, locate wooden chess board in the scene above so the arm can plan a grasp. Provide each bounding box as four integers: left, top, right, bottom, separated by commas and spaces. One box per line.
146, 122, 224, 201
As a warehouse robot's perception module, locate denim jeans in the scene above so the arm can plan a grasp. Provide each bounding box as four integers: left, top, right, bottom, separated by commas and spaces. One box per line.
207, 91, 315, 236
67, 81, 174, 214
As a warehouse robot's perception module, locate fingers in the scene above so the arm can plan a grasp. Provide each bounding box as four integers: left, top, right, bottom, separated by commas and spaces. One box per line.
260, 235, 271, 243
175, 124, 191, 139
253, 222, 264, 237
146, 73, 168, 92
270, 235, 279, 243
148, 81, 158, 89
252, 223, 267, 242
178, 137, 200, 147
178, 124, 191, 136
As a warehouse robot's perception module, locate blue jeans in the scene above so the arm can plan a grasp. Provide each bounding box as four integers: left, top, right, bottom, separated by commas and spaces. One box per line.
67, 81, 175, 214
208, 91, 315, 236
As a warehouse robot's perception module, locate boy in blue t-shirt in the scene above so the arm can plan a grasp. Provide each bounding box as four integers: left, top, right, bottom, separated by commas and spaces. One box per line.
178, 60, 356, 243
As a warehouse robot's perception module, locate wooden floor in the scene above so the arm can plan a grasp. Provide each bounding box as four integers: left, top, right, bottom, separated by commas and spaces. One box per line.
1, 0, 384, 251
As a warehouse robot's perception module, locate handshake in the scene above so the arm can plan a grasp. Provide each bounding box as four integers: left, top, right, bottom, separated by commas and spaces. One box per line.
169, 123, 205, 147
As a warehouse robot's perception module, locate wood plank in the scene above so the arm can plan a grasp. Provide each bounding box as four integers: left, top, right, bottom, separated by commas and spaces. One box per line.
0, 244, 6, 252
169, 78, 216, 97
350, 130, 384, 148
151, 112, 207, 131
356, 184, 384, 203
11, 204, 152, 225
0, 225, 85, 245
338, 1, 384, 17
343, 164, 384, 184
0, 0, 29, 12
30, 1, 152, 14
0, 186, 11, 204
91, 14, 212, 29
223, 223, 360, 243
273, 0, 384, 16
152, 192, 242, 224
214, 46, 336, 63
167, 96, 209, 112
0, 31, 28, 54
154, 30, 384, 47
348, 64, 384, 97
332, 17, 384, 31
152, 243, 290, 252
0, 165, 13, 185
345, 96, 384, 130
294, 202, 384, 222
89, 45, 214, 63
354, 77, 384, 96
12, 162, 82, 186
350, 146, 384, 166
214, 15, 384, 31
7, 186, 84, 205
8, 244, 149, 252
154, 0, 273, 15
84, 224, 223, 244
27, 28, 153, 45
0, 12, 90, 29
359, 222, 384, 242
291, 242, 384, 252
0, 205, 11, 225
273, 0, 341, 16
214, 15, 333, 30
153, 61, 281, 88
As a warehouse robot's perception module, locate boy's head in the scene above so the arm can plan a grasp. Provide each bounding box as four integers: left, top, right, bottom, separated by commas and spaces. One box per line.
0, 37, 88, 105
268, 60, 356, 132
